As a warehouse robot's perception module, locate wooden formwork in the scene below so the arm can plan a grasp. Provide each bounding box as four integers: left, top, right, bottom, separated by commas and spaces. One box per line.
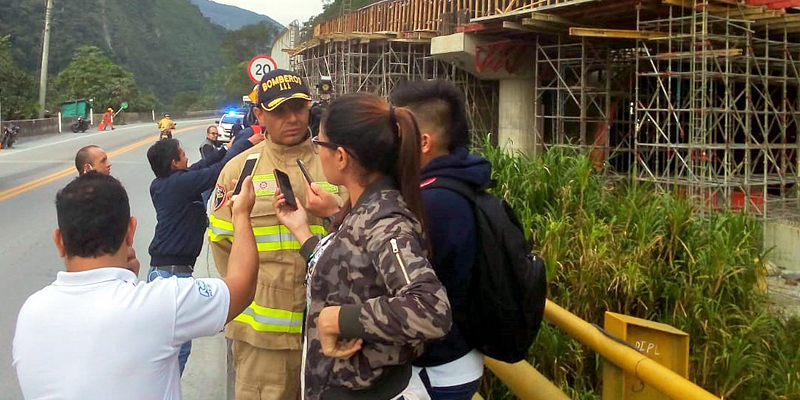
315, 0, 587, 37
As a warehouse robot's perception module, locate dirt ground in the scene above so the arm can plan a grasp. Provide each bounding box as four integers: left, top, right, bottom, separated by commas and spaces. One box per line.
767, 274, 800, 320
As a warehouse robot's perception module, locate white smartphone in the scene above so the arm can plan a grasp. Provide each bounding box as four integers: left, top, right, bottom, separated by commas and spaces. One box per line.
232, 153, 260, 200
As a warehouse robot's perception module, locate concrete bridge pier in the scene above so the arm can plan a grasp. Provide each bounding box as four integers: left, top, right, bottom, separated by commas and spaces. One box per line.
498, 79, 538, 157
431, 32, 540, 156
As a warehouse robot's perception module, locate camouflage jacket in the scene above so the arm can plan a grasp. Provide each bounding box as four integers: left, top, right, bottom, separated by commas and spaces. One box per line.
301, 177, 452, 400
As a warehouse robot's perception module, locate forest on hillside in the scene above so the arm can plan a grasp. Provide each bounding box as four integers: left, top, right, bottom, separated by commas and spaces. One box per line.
0, 0, 282, 118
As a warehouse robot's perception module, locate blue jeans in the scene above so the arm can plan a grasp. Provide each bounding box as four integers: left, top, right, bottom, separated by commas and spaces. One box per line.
418, 368, 481, 400
148, 267, 193, 377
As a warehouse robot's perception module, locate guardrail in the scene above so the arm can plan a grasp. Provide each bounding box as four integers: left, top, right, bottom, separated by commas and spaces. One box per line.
473, 300, 722, 400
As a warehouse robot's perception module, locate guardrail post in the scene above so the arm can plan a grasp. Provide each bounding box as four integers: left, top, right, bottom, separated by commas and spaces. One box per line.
602, 312, 690, 400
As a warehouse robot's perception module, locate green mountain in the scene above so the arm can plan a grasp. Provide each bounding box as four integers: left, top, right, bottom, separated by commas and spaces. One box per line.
189, 0, 282, 31
0, 0, 228, 102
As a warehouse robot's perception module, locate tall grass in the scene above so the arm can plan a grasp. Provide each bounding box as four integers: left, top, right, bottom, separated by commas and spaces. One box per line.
477, 139, 800, 400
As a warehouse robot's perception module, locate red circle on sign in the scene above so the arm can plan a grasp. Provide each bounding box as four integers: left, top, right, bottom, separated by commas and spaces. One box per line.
248, 55, 278, 84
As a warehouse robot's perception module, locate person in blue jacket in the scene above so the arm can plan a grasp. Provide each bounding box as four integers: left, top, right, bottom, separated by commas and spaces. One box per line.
145, 132, 264, 376
390, 80, 492, 400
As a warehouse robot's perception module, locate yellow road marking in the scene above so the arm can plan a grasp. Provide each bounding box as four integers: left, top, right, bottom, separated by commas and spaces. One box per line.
0, 125, 199, 202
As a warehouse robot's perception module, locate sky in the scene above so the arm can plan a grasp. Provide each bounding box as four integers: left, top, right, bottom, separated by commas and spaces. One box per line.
213, 0, 324, 26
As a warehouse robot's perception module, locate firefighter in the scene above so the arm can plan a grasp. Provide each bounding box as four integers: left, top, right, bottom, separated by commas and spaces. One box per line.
208, 69, 347, 400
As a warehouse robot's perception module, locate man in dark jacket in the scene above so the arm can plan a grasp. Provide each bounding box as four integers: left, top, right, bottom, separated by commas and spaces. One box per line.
200, 125, 224, 205
145, 132, 263, 376
390, 80, 492, 400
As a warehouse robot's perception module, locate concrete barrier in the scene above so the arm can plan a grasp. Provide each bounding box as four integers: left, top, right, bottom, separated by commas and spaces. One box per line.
1, 110, 224, 138
1, 117, 60, 138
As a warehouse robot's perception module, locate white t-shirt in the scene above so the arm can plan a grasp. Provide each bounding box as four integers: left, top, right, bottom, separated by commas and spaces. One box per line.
13, 267, 230, 400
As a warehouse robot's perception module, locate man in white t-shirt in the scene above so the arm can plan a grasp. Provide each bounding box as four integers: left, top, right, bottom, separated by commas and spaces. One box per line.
12, 171, 259, 400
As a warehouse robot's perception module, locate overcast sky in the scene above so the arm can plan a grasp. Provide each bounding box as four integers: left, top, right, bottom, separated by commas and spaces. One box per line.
213, 0, 324, 26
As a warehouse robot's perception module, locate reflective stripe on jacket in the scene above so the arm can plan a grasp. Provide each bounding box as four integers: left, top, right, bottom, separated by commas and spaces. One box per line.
209, 135, 347, 350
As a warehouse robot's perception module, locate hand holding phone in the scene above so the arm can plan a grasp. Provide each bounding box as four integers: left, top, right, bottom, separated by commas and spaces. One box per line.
297, 159, 314, 185
232, 153, 260, 200
274, 168, 297, 210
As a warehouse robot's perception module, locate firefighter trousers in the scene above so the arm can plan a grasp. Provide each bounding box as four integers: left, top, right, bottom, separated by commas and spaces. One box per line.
231, 339, 302, 400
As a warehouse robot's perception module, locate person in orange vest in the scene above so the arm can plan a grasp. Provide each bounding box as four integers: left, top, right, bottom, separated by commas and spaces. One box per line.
99, 108, 115, 131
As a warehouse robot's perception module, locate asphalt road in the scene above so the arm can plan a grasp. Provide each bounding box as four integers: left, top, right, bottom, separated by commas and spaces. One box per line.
0, 120, 227, 399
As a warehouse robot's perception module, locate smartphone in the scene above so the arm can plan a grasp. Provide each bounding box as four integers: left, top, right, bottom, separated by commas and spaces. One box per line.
296, 159, 313, 185
232, 153, 260, 198
274, 168, 298, 209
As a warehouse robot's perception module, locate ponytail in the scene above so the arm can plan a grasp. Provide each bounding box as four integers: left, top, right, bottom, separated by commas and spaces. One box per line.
391, 107, 426, 226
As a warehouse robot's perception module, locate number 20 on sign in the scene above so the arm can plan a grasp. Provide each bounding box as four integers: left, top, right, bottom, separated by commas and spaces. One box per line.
248, 55, 278, 84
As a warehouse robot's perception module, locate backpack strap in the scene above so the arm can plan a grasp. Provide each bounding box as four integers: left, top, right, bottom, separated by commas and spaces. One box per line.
422, 176, 478, 204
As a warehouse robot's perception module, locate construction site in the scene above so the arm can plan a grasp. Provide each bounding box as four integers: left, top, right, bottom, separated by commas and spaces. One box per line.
278, 0, 800, 266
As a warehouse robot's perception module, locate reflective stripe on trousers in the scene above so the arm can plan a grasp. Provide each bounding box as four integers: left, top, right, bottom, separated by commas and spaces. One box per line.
234, 302, 304, 333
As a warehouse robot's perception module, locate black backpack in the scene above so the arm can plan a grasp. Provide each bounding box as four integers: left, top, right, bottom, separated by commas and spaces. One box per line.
425, 177, 547, 363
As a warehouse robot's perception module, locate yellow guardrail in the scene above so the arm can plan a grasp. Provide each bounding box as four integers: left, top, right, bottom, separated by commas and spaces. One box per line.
475, 300, 723, 400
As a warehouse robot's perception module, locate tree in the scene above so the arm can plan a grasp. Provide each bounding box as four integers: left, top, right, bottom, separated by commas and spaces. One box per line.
52, 46, 138, 112
221, 22, 280, 64
0, 35, 38, 119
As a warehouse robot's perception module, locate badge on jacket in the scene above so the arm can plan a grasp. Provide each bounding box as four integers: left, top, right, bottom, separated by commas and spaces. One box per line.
213, 184, 226, 211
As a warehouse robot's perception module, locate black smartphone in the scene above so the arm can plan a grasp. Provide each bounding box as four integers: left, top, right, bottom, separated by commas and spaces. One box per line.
296, 159, 313, 185
232, 153, 260, 198
274, 168, 298, 209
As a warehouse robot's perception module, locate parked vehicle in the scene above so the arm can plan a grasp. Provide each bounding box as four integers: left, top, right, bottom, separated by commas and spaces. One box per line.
216, 111, 244, 142
71, 117, 90, 133
1, 124, 19, 148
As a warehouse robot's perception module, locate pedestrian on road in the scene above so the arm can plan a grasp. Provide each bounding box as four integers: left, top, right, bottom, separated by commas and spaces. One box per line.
75, 145, 112, 175
12, 171, 261, 400
200, 125, 224, 159
200, 125, 225, 205
99, 108, 114, 131
146, 132, 263, 376
74, 144, 141, 269
391, 80, 491, 400
273, 93, 452, 400
209, 69, 347, 400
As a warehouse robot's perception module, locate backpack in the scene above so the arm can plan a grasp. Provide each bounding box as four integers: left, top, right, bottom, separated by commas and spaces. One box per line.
425, 177, 547, 363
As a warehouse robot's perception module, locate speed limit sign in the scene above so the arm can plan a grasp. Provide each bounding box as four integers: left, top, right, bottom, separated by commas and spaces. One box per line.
248, 55, 278, 83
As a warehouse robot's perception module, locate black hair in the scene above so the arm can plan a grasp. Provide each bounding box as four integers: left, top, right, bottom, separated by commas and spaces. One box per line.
389, 79, 469, 151
75, 145, 100, 174
322, 93, 426, 224
147, 138, 181, 178
56, 172, 130, 258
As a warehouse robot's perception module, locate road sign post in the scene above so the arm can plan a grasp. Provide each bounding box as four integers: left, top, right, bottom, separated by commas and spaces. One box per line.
248, 55, 278, 84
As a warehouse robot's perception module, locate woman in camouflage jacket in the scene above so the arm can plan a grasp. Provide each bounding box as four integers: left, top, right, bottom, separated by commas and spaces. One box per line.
274, 93, 452, 400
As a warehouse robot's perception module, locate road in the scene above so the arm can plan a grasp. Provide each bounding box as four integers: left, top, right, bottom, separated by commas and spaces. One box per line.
0, 120, 227, 399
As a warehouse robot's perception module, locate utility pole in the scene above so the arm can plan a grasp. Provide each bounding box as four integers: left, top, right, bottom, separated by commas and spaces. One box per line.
38, 0, 54, 119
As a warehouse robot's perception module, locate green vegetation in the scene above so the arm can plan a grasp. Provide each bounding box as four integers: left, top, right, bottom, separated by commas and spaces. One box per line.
477, 140, 800, 400
51, 46, 155, 112
0, 36, 37, 119
0, 0, 283, 112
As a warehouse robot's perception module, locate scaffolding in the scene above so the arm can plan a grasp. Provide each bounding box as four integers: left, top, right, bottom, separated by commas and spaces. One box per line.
293, 0, 800, 219
292, 38, 498, 139
635, 2, 800, 218
534, 35, 637, 168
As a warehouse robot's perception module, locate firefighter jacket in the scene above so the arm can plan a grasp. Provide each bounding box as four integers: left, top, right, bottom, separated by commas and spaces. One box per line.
208, 135, 346, 350
300, 177, 452, 400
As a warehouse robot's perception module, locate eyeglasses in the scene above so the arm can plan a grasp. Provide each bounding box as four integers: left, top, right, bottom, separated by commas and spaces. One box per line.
311, 136, 360, 160
311, 136, 339, 153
